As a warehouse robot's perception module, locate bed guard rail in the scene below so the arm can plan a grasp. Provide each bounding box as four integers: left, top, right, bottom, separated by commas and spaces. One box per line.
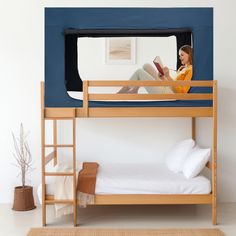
83, 80, 215, 103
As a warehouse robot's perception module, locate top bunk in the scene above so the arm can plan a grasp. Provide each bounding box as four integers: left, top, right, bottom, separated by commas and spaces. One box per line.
44, 8, 215, 118
42, 80, 216, 118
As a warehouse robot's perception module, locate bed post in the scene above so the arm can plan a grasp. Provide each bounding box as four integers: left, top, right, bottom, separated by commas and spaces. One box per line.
53, 120, 58, 166
212, 80, 217, 225
83, 80, 89, 117
72, 111, 77, 226
40, 81, 46, 226
192, 117, 196, 140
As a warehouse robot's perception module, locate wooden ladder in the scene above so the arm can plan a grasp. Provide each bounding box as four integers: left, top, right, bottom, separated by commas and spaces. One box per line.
41, 82, 77, 226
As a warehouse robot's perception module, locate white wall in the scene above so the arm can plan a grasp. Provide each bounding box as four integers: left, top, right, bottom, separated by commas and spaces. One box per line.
0, 0, 236, 204
78, 36, 177, 80
70, 36, 176, 97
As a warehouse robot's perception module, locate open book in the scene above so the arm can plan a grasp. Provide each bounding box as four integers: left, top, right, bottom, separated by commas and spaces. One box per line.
153, 56, 164, 76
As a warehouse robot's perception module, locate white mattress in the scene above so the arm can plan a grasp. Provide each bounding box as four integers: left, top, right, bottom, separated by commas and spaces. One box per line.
67, 91, 176, 102
95, 163, 211, 194
37, 162, 211, 203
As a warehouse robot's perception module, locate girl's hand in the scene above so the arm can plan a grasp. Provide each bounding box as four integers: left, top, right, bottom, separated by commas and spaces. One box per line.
163, 67, 170, 77
158, 72, 166, 80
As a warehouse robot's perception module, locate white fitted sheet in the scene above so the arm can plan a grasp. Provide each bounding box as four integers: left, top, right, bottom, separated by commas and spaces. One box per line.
67, 91, 176, 102
38, 162, 211, 202
95, 163, 211, 194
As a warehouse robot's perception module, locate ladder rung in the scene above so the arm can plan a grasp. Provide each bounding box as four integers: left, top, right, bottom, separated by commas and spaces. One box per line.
45, 118, 74, 120
44, 144, 74, 148
45, 199, 74, 204
45, 172, 74, 176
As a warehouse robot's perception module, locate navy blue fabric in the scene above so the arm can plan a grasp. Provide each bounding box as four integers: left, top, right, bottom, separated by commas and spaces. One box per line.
45, 8, 213, 107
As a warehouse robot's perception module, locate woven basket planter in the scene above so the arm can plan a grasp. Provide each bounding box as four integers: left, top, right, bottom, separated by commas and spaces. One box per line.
12, 186, 36, 211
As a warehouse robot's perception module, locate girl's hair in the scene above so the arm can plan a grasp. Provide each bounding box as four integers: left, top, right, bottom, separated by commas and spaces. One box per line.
180, 45, 193, 65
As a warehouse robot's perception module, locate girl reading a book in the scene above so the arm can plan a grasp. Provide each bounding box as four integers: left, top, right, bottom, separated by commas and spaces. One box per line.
117, 45, 193, 94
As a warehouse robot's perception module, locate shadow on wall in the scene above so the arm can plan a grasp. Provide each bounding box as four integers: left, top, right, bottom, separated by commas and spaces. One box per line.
218, 86, 236, 125
216, 86, 236, 202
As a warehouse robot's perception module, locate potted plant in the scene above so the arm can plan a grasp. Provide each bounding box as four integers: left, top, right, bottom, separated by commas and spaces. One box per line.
12, 123, 36, 211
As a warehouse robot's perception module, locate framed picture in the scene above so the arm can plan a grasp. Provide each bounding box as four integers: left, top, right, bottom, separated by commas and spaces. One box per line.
105, 37, 136, 65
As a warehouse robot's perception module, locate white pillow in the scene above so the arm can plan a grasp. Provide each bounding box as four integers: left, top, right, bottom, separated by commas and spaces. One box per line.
165, 139, 195, 173
182, 146, 211, 179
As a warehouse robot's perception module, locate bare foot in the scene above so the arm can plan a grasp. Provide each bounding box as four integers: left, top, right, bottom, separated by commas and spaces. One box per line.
127, 87, 139, 93
117, 86, 130, 94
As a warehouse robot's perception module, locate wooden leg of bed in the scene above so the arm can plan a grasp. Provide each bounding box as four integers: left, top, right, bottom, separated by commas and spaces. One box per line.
42, 204, 46, 226
73, 209, 77, 226
73, 196, 78, 226
212, 200, 217, 225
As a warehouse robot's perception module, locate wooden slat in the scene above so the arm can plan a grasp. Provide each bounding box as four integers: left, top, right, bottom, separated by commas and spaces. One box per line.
45, 199, 74, 204
76, 108, 87, 117
53, 120, 57, 166
212, 80, 217, 225
89, 93, 213, 101
45, 117, 74, 120
45, 144, 73, 148
41, 82, 46, 226
45, 172, 73, 176
46, 194, 212, 205
87, 107, 213, 118
45, 151, 55, 165
72, 117, 77, 226
75, 107, 213, 118
45, 194, 54, 200
45, 108, 76, 118
93, 194, 212, 205
89, 80, 214, 87
83, 80, 89, 117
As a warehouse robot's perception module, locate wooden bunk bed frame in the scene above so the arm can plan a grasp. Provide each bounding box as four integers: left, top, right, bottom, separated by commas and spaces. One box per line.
41, 80, 217, 226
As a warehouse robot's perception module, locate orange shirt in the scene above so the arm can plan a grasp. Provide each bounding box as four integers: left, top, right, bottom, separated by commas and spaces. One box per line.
174, 65, 193, 93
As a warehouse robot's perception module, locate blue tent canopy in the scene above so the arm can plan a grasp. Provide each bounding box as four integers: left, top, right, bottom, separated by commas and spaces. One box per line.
45, 7, 213, 107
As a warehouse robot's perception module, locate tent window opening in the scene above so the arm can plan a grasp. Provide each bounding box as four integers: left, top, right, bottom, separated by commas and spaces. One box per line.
65, 29, 192, 96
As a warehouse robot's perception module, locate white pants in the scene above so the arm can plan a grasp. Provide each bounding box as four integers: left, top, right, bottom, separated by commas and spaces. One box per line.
129, 64, 174, 94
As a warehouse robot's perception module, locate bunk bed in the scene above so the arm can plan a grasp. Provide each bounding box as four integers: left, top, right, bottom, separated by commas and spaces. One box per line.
41, 79, 217, 226
42, 7, 216, 226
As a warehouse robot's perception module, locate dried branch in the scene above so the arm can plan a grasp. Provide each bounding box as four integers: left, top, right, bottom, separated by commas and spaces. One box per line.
12, 123, 34, 187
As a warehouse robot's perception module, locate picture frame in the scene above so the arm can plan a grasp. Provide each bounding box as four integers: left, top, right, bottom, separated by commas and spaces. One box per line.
105, 37, 136, 65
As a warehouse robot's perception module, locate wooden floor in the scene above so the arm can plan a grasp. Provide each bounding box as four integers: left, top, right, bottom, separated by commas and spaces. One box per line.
0, 203, 235, 236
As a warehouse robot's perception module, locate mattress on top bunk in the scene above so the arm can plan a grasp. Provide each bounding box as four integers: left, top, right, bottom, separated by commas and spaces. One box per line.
67, 91, 213, 107
37, 162, 211, 200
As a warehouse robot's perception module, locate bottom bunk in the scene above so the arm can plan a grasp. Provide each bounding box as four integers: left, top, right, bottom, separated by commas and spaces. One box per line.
39, 162, 211, 196
39, 162, 213, 221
